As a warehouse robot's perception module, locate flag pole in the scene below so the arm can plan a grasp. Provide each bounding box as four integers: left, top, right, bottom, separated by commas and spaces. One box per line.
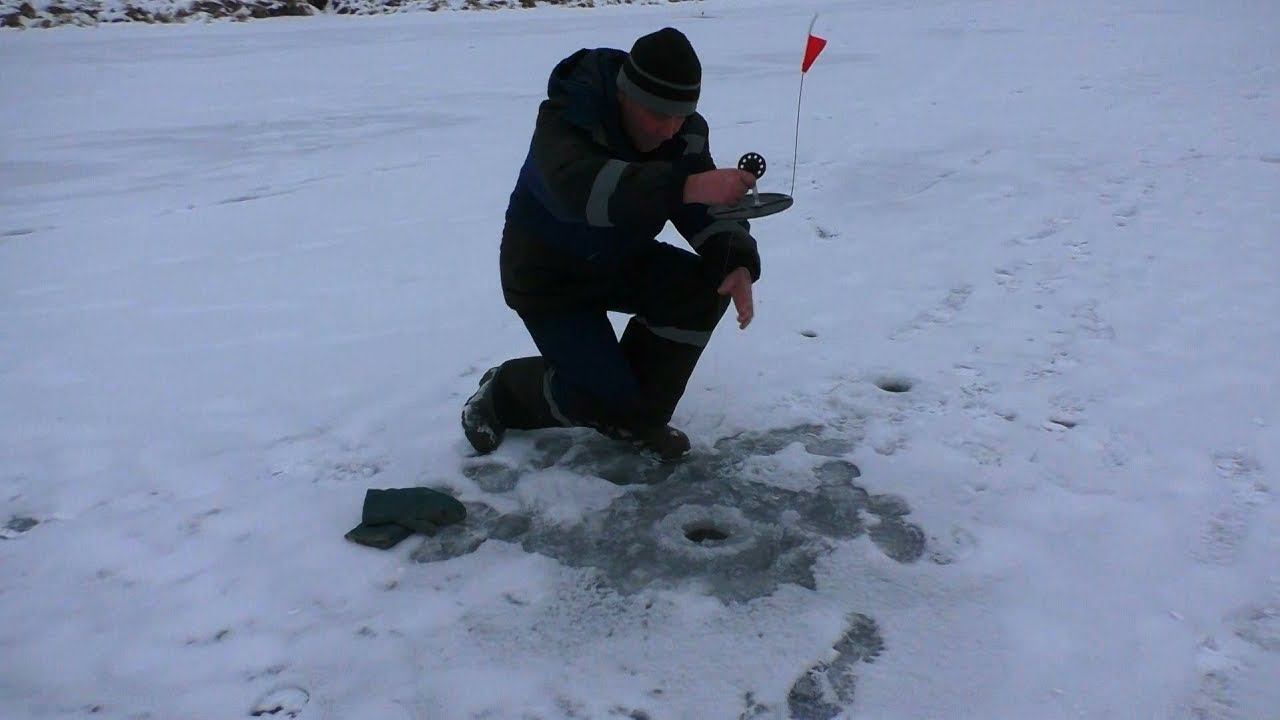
790, 14, 819, 198
790, 76, 805, 197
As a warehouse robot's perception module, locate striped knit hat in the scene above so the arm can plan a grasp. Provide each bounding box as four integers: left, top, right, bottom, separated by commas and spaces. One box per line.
617, 27, 701, 116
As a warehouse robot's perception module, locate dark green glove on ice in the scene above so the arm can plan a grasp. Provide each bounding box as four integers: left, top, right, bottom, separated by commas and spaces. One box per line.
345, 487, 467, 549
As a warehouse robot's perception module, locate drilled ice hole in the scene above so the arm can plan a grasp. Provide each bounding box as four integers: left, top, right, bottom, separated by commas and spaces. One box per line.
874, 377, 914, 393
684, 523, 730, 544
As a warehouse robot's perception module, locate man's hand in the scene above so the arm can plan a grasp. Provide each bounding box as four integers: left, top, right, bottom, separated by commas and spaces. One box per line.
684, 169, 757, 206
717, 267, 755, 329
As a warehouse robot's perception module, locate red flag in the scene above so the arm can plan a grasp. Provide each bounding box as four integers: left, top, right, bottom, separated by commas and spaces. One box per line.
802, 33, 827, 73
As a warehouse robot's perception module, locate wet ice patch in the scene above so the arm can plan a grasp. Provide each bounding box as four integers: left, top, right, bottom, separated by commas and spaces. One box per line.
868, 517, 929, 564
729, 425, 862, 466
815, 459, 861, 484
463, 461, 521, 493
415, 425, 927, 602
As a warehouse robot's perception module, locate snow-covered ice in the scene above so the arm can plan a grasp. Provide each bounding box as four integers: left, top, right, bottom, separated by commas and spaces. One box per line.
2, 1, 1278, 718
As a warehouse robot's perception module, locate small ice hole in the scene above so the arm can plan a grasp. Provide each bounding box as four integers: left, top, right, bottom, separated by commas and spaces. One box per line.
684, 524, 729, 543
875, 378, 913, 393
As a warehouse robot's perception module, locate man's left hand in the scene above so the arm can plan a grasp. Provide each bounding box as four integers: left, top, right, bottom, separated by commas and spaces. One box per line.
717, 267, 754, 329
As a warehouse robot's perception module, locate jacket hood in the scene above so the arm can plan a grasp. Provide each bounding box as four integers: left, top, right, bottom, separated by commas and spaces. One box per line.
546, 48, 628, 139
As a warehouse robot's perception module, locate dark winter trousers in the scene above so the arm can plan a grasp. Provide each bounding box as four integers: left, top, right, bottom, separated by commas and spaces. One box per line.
494, 241, 730, 436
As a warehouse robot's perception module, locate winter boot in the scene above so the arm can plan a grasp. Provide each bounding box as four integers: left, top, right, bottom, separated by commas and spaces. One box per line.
461, 366, 504, 454
632, 424, 692, 463
462, 358, 564, 454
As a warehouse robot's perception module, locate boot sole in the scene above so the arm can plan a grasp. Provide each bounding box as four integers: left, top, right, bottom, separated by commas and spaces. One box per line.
461, 367, 504, 454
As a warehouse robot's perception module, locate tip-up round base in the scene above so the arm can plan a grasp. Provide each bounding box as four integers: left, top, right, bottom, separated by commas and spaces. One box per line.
708, 192, 794, 220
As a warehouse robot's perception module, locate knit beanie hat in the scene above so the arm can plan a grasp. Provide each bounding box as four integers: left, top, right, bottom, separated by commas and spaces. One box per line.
616, 27, 701, 116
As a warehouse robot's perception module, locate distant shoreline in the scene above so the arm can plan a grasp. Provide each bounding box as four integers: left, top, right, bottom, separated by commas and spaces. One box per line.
2, 0, 698, 30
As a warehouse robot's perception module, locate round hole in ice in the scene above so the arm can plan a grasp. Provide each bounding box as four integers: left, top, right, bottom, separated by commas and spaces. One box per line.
875, 377, 913, 393
684, 524, 730, 543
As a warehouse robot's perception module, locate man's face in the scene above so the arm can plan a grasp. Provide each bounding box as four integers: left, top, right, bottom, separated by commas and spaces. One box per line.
619, 93, 688, 153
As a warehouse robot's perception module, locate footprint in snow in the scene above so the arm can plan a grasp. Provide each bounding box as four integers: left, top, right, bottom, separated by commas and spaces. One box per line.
0, 516, 40, 540
1186, 601, 1280, 720
1195, 451, 1269, 567
889, 285, 973, 341
786, 613, 885, 720
250, 685, 309, 718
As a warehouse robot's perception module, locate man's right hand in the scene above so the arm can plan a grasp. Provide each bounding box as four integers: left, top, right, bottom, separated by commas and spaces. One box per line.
683, 169, 757, 206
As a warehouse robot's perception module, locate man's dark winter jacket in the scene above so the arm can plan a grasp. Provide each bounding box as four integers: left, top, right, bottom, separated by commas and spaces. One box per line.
500, 48, 762, 314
